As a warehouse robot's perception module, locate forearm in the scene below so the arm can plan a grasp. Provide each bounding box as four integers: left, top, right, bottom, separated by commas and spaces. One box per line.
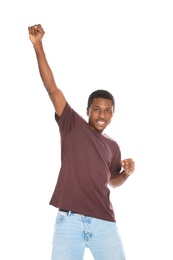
33, 41, 57, 94
109, 170, 130, 188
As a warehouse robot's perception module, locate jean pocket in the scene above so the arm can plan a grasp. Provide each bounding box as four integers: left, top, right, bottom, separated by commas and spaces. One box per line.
56, 212, 68, 224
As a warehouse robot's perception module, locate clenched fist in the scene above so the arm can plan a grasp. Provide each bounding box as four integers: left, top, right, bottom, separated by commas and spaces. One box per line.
28, 24, 45, 45
121, 158, 135, 175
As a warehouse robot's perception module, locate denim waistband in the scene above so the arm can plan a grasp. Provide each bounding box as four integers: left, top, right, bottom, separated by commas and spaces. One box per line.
59, 209, 78, 214
59, 209, 89, 217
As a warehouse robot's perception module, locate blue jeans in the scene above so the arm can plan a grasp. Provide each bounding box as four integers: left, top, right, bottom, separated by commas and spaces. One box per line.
51, 210, 126, 260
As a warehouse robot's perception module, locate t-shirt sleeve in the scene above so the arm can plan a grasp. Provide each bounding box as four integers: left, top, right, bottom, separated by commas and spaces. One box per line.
54, 102, 84, 139
110, 145, 122, 179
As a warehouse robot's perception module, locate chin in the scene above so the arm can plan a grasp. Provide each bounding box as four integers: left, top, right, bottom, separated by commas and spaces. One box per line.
95, 126, 105, 132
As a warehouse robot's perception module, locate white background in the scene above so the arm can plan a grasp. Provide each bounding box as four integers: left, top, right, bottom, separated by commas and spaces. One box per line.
0, 0, 173, 259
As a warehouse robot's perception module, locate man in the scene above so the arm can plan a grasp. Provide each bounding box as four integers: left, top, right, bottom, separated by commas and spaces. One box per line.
28, 24, 135, 260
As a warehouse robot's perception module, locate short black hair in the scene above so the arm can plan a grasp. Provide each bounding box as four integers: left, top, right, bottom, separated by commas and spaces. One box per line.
87, 89, 115, 110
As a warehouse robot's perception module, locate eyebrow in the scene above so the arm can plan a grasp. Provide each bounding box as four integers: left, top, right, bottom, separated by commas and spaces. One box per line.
93, 105, 112, 109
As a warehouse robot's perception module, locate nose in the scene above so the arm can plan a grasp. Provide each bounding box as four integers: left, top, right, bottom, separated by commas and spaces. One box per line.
98, 110, 105, 119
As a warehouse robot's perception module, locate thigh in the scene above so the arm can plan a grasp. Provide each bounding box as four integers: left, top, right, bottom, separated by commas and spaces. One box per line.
88, 218, 126, 260
51, 212, 85, 260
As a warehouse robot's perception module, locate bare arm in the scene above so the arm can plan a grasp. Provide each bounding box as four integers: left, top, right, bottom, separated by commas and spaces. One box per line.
28, 24, 66, 117
109, 158, 135, 188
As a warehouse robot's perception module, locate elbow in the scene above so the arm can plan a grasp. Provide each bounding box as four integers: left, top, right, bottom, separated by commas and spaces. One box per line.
109, 180, 117, 188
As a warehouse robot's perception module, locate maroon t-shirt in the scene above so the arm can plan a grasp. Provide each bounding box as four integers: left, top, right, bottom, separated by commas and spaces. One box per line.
49, 103, 121, 222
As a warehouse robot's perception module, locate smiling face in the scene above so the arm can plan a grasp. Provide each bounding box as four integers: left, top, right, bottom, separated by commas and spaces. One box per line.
87, 97, 114, 132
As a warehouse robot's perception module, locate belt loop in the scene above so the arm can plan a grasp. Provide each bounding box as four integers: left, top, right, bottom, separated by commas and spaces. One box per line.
68, 211, 72, 216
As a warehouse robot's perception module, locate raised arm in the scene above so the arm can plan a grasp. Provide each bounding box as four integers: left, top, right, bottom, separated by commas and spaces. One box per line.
28, 24, 66, 117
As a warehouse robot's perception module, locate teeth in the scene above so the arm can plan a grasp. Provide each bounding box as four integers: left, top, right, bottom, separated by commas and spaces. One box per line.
98, 121, 105, 125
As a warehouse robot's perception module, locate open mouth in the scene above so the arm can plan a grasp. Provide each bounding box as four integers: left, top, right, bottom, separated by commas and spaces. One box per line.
97, 120, 106, 126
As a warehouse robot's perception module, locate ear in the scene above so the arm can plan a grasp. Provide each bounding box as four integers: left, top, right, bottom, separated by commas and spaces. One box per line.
86, 107, 89, 116
113, 108, 115, 115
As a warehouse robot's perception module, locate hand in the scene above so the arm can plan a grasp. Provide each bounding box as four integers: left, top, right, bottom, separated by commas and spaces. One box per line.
28, 24, 45, 45
121, 158, 135, 175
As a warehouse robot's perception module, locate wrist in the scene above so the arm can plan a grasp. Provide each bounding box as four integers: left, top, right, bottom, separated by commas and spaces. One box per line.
33, 40, 43, 50
122, 170, 130, 178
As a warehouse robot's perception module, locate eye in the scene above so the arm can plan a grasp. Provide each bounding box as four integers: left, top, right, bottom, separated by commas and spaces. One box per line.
106, 109, 112, 113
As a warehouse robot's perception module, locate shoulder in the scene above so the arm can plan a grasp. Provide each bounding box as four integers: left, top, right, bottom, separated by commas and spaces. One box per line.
102, 133, 120, 152
55, 102, 87, 133
55, 103, 84, 121
103, 133, 119, 145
